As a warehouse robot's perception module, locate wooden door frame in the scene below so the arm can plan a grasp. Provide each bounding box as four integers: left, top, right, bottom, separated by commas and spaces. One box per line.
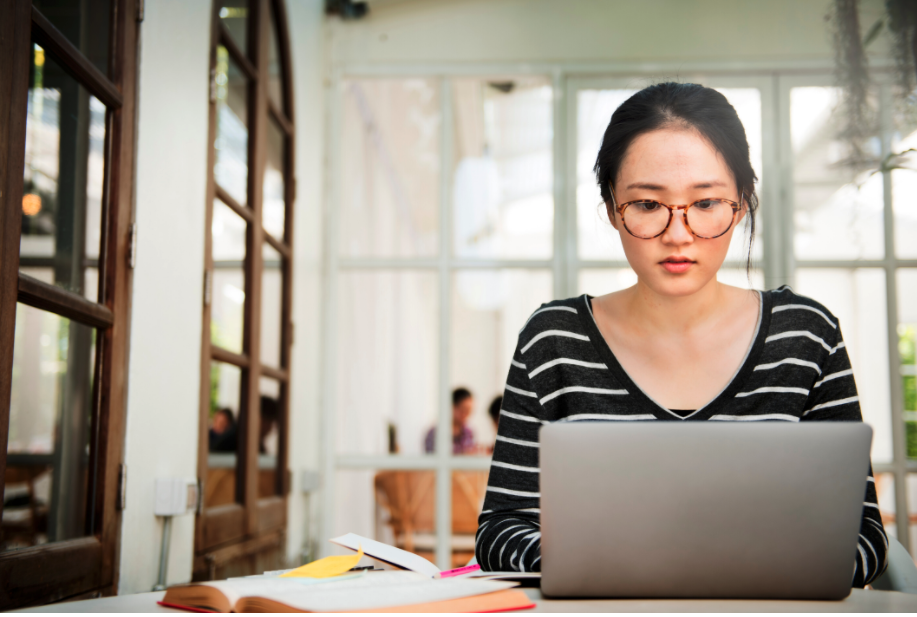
194, 0, 295, 573
0, 0, 138, 609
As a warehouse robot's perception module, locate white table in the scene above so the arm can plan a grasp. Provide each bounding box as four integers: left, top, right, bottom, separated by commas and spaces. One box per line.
14, 587, 917, 612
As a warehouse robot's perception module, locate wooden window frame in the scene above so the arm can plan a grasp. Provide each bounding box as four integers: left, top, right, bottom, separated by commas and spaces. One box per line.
195, 0, 296, 572
0, 0, 138, 609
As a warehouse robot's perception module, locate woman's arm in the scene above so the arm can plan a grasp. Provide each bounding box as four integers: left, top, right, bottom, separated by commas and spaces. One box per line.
801, 326, 888, 587
475, 352, 545, 572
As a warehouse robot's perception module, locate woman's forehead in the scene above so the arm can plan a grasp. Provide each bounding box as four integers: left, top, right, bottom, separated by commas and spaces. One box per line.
618, 128, 735, 189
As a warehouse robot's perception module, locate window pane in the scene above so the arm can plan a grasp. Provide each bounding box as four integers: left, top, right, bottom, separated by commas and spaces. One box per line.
577, 89, 634, 261
717, 268, 765, 291
892, 168, 917, 260
7, 304, 96, 549
340, 80, 440, 258
337, 469, 439, 565
33, 0, 111, 76
215, 46, 249, 207
261, 242, 283, 369
450, 470, 488, 568
893, 114, 917, 259
212, 199, 246, 353
263, 118, 286, 240
206, 362, 243, 508
451, 78, 553, 259
336, 271, 438, 456
577, 268, 637, 297
795, 268, 892, 463
22, 45, 106, 300
875, 472, 897, 540
898, 269, 917, 459
218, 0, 249, 57
450, 270, 553, 454
717, 88, 764, 264
791, 87, 884, 260
258, 377, 282, 498
267, 2, 284, 110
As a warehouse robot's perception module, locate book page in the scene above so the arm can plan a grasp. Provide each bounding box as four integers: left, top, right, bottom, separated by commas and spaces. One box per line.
329, 533, 441, 578
247, 571, 517, 612
186, 573, 362, 608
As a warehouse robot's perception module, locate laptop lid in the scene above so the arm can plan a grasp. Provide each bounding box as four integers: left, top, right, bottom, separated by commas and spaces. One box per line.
540, 422, 872, 600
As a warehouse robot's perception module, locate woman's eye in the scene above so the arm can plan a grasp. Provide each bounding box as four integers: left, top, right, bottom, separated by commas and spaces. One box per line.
694, 199, 718, 210
634, 201, 661, 212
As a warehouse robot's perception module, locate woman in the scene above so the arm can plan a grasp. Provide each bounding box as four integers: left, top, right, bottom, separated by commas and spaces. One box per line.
475, 82, 887, 588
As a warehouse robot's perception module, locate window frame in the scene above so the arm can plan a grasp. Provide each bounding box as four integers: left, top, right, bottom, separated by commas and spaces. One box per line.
194, 0, 296, 575
0, 0, 138, 609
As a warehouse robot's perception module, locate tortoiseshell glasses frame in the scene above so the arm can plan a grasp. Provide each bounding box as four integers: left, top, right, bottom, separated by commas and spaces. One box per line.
609, 184, 742, 240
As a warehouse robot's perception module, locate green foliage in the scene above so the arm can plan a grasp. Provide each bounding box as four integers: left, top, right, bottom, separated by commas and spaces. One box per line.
210, 363, 221, 418
907, 421, 917, 459
902, 325, 917, 458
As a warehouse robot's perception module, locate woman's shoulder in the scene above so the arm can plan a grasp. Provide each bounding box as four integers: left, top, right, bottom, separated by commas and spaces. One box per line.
517, 295, 592, 338
764, 285, 841, 333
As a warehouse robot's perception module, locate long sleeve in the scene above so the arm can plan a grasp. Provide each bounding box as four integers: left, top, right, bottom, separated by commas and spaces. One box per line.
475, 347, 545, 572
801, 326, 888, 587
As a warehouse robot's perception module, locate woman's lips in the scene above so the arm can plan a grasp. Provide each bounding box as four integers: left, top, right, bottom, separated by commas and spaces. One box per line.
660, 258, 695, 274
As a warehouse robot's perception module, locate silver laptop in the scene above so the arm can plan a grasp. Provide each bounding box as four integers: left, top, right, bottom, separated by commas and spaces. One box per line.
540, 422, 872, 600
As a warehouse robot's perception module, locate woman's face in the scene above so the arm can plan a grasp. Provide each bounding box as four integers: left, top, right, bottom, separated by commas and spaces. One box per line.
608, 127, 744, 298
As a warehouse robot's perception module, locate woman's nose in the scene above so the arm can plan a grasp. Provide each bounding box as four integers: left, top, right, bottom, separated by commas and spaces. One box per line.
661, 209, 694, 245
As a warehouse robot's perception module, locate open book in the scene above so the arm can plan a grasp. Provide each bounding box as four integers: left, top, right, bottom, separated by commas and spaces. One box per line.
160, 571, 533, 613
330, 533, 541, 582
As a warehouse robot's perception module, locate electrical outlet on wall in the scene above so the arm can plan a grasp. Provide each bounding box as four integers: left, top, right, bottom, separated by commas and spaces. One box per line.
154, 478, 199, 516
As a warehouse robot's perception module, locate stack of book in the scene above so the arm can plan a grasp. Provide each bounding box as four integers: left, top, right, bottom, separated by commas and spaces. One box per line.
160, 534, 537, 613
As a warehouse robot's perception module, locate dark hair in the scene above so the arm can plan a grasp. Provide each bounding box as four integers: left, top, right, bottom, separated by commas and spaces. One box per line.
593, 82, 759, 273
452, 387, 473, 407
260, 396, 280, 421
216, 407, 235, 424
488, 396, 502, 426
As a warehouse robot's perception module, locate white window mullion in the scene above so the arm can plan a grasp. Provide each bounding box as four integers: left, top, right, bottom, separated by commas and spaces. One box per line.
879, 82, 911, 552
319, 68, 344, 558
554, 69, 573, 299
435, 76, 454, 570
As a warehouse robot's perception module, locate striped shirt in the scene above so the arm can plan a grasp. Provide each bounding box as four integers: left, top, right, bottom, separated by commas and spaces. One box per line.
476, 286, 888, 588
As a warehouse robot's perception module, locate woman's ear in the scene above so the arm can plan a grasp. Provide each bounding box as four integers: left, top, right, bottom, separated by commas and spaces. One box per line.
735, 191, 748, 225
606, 201, 618, 230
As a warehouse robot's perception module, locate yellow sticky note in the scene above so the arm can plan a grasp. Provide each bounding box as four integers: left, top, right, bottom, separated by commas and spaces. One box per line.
280, 546, 365, 579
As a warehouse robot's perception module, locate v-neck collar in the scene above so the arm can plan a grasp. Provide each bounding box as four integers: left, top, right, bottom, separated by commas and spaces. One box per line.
578, 291, 771, 422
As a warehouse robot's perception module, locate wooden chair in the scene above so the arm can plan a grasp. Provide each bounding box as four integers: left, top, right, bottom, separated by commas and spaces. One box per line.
1, 465, 50, 547
374, 470, 488, 567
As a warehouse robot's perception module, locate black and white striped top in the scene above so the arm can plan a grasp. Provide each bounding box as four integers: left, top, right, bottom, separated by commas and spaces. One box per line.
476, 286, 888, 588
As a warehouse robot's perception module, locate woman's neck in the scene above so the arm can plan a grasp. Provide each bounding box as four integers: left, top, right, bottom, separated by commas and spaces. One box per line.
617, 277, 727, 337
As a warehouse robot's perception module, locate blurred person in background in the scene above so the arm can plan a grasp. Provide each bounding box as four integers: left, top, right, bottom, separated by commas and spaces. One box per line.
425, 387, 476, 454
209, 408, 236, 451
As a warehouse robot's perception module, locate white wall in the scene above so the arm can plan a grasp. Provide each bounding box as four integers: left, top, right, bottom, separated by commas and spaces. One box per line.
119, 0, 327, 591
119, 0, 212, 594
285, 0, 327, 567
333, 0, 889, 69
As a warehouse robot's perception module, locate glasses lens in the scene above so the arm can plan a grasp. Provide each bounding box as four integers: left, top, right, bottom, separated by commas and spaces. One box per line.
685, 200, 735, 238
622, 202, 670, 238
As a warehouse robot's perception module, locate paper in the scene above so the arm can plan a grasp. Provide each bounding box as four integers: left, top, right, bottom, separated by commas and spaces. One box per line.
280, 546, 365, 578
330, 533, 441, 578
239, 570, 518, 612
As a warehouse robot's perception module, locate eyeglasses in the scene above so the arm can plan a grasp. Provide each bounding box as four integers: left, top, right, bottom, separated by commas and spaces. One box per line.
610, 185, 741, 240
